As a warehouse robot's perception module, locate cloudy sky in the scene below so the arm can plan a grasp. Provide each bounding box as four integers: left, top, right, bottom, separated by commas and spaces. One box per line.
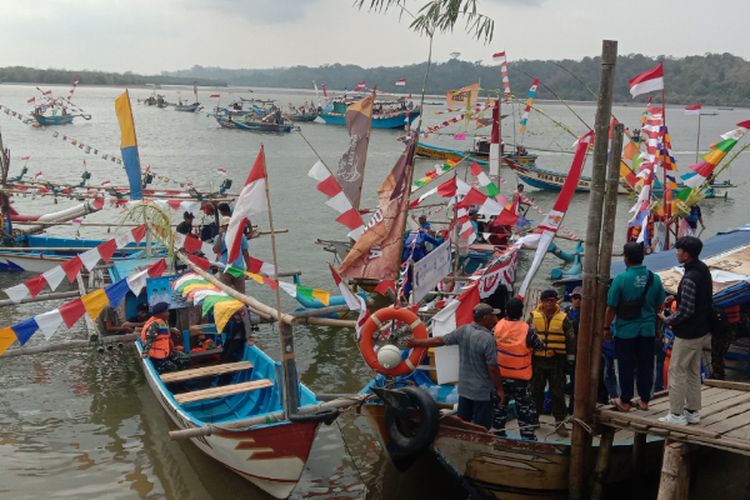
1, 0, 747, 73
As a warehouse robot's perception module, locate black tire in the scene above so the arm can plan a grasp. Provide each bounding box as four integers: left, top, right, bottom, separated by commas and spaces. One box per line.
384, 386, 440, 458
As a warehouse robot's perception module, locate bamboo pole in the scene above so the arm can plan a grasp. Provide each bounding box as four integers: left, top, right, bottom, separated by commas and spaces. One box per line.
569, 39, 618, 500
590, 427, 615, 500
168, 393, 369, 440
587, 124, 624, 409
1, 333, 140, 358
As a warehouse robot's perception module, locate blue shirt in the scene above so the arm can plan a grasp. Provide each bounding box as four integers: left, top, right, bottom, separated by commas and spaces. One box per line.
219, 235, 249, 269
442, 323, 497, 401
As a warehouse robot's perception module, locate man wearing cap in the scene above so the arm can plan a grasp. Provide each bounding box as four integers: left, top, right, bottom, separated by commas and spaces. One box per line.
605, 242, 666, 412
213, 215, 252, 294
658, 236, 713, 425
529, 289, 576, 436
140, 302, 188, 373
176, 211, 195, 236
408, 302, 506, 430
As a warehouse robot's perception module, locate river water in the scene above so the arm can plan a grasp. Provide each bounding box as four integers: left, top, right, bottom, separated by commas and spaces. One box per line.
0, 83, 748, 499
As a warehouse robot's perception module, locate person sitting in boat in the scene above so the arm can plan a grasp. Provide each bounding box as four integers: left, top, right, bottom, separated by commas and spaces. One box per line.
418, 215, 432, 233
214, 215, 252, 294
402, 226, 442, 263
407, 302, 506, 430
96, 303, 148, 337
176, 211, 194, 236
469, 208, 486, 242
140, 302, 188, 373
516, 145, 528, 156
493, 298, 545, 440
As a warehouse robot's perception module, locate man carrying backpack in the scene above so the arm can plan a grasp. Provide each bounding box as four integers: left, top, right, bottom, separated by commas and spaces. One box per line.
604, 242, 666, 412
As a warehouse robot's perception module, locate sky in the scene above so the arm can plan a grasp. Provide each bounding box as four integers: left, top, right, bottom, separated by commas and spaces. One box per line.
0, 0, 748, 74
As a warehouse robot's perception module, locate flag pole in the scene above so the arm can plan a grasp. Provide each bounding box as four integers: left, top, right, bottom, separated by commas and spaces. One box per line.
261, 144, 299, 417
660, 84, 672, 250
695, 112, 702, 164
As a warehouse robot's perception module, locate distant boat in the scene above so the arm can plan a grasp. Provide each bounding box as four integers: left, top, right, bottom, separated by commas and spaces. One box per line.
319, 97, 420, 129
415, 140, 537, 167
214, 114, 294, 133
285, 110, 319, 122
173, 102, 201, 112
31, 107, 91, 126
718, 107, 734, 111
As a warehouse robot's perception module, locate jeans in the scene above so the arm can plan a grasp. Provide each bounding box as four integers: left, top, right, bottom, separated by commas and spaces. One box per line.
457, 395, 494, 430
615, 336, 655, 404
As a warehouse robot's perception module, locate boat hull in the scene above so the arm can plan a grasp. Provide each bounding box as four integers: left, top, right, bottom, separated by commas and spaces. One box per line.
363, 405, 661, 498
136, 342, 320, 498
286, 113, 318, 122
319, 109, 420, 129
416, 142, 538, 167
0, 252, 68, 273
215, 115, 293, 133
33, 114, 75, 126
174, 103, 200, 112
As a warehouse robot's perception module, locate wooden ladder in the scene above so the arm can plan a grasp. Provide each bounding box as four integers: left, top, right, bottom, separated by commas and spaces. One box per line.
160, 361, 253, 384
174, 379, 274, 404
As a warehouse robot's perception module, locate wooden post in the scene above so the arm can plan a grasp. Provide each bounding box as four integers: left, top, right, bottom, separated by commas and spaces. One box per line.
631, 432, 647, 495
569, 39, 618, 500
588, 124, 624, 408
590, 427, 615, 500
656, 440, 692, 500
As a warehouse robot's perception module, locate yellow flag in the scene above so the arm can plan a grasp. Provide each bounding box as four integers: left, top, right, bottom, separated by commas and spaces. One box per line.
446, 83, 480, 108
82, 289, 109, 320
214, 299, 245, 333
312, 289, 331, 306
182, 283, 217, 296
0, 327, 17, 356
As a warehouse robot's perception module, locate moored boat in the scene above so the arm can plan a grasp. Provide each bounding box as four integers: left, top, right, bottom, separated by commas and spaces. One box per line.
173, 102, 200, 112
319, 98, 420, 129
214, 114, 294, 133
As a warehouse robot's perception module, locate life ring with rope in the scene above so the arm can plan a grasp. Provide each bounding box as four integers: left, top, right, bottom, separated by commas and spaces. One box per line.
358, 306, 428, 377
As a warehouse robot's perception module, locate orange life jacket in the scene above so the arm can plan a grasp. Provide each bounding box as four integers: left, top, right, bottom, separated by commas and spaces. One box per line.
494, 319, 533, 381
140, 316, 172, 360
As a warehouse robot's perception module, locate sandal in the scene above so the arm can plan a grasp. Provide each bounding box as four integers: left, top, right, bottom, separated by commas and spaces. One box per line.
629, 399, 649, 411
609, 398, 631, 412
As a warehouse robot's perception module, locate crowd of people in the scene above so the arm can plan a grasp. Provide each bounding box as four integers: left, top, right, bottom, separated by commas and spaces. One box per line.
408, 235, 725, 439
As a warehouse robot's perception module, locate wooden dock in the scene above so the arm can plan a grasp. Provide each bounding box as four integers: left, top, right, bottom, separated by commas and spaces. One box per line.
594, 379, 750, 500
597, 379, 750, 457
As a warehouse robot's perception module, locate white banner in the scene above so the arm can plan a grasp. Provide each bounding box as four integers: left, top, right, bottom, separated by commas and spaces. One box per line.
412, 240, 452, 302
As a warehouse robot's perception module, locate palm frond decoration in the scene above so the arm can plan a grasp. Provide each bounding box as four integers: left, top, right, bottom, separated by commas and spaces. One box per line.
123, 202, 174, 262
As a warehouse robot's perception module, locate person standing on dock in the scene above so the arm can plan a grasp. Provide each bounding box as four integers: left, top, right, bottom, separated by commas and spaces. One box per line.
493, 298, 544, 440
407, 303, 506, 430
604, 242, 666, 412
659, 236, 713, 425
564, 287, 583, 414
529, 289, 575, 436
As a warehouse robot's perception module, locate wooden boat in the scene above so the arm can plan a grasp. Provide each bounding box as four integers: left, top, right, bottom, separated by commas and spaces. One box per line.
173, 102, 200, 112
136, 339, 325, 498
416, 141, 537, 167
319, 98, 420, 129
214, 114, 294, 133
361, 374, 662, 498
32, 113, 75, 126
285, 111, 318, 122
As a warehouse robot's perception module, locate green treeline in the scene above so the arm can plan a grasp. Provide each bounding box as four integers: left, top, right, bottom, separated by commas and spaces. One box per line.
0, 66, 224, 87
2, 53, 749, 106
163, 53, 750, 106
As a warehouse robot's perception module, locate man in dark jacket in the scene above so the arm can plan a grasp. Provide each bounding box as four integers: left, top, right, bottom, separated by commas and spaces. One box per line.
659, 236, 713, 425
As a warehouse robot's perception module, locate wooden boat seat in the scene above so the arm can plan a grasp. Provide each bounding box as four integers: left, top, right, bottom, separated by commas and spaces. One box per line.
160, 361, 253, 383
174, 379, 274, 404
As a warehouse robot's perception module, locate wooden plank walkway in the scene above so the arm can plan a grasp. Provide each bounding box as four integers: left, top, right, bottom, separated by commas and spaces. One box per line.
596, 379, 750, 457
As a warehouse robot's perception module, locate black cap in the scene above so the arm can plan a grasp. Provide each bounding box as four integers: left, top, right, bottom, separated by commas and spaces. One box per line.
150, 302, 169, 314
183, 211, 194, 219
540, 289, 559, 301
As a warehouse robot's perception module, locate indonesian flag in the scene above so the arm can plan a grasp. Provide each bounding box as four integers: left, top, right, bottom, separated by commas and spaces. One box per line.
685, 103, 702, 115
518, 130, 594, 298
356, 81, 366, 90
492, 51, 506, 61
308, 160, 366, 239
34, 171, 43, 179
101, 180, 112, 187
395, 78, 406, 87
226, 146, 268, 263
26, 97, 35, 104
629, 64, 664, 98
209, 93, 221, 98
20, 156, 30, 161
329, 264, 369, 339
216, 167, 228, 176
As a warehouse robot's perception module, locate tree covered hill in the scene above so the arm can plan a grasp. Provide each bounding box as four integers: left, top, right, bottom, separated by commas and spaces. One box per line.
1, 53, 748, 106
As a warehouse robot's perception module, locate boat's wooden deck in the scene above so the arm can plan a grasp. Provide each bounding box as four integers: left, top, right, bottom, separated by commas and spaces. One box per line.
597, 379, 750, 456
160, 361, 253, 383
174, 379, 273, 404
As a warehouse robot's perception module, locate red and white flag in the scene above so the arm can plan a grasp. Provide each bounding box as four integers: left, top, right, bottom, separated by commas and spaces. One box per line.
684, 103, 702, 115
216, 167, 228, 176
321, 83, 328, 98
26, 97, 35, 104
492, 51, 506, 61
308, 160, 366, 239
100, 180, 111, 187
395, 78, 406, 87
209, 93, 221, 98
356, 81, 366, 90
20, 156, 30, 161
34, 171, 44, 179
629, 63, 664, 98
226, 146, 268, 263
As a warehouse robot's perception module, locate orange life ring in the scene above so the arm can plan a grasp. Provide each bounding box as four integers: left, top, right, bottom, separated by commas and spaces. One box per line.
358, 306, 428, 377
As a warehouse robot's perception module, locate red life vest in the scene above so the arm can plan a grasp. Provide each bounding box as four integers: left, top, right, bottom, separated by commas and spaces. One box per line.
140, 316, 172, 360
494, 319, 533, 381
